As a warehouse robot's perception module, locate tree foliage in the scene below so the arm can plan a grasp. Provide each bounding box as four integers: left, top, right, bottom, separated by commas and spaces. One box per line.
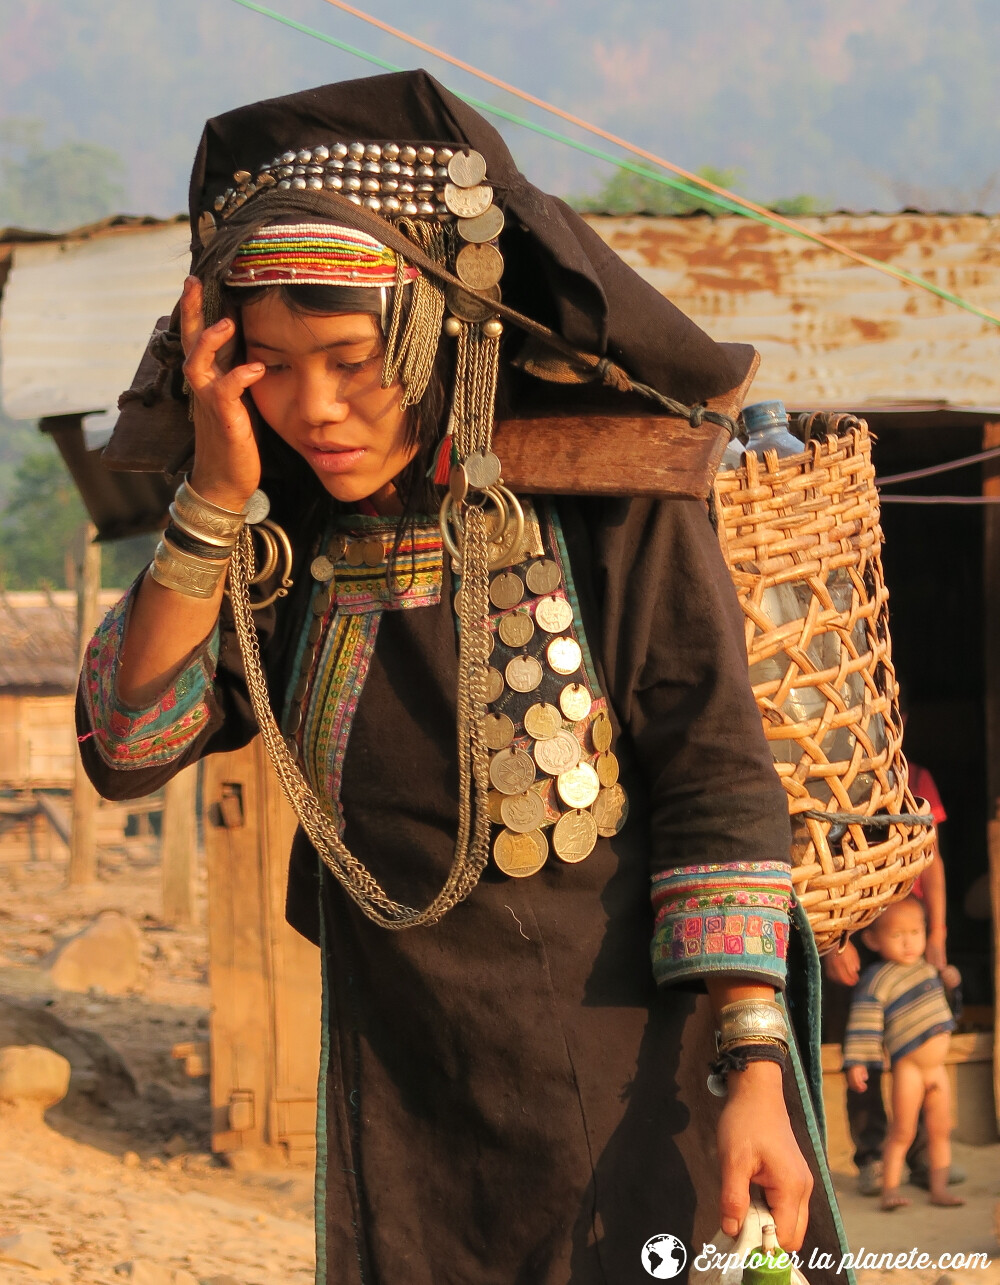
571, 163, 829, 218
0, 407, 38, 508
0, 118, 124, 231
572, 165, 744, 216
768, 193, 831, 216
0, 442, 154, 590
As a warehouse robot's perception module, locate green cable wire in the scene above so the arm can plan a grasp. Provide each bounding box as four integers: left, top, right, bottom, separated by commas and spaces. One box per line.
226, 0, 1000, 329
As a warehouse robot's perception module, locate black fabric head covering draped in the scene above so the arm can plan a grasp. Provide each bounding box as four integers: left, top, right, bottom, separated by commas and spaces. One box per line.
189, 69, 754, 406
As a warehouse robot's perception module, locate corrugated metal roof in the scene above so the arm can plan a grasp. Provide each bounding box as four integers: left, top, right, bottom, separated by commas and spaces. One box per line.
1, 211, 999, 418
590, 212, 1000, 407
0, 219, 189, 420
0, 589, 121, 693
0, 214, 180, 244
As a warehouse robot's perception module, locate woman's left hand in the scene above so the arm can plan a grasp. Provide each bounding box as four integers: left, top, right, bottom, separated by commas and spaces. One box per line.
715, 1060, 813, 1251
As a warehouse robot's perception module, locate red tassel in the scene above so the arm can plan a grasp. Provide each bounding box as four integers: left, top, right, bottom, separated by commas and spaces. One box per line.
432, 432, 453, 486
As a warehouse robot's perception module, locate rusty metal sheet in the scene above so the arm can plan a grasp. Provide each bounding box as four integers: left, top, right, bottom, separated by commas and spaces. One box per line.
587, 213, 1000, 408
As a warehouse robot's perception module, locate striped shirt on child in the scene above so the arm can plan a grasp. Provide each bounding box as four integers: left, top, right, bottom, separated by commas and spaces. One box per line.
842, 960, 955, 1068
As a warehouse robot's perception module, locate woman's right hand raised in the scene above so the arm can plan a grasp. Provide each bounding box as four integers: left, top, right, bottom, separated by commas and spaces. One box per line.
180, 275, 267, 512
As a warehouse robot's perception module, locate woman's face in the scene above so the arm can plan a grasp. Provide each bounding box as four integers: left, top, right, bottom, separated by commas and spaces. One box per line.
241, 294, 414, 509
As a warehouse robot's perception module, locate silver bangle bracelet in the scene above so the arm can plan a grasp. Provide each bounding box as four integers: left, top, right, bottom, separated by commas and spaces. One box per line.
168, 500, 239, 549
150, 536, 230, 600
717, 999, 789, 1053
172, 478, 247, 546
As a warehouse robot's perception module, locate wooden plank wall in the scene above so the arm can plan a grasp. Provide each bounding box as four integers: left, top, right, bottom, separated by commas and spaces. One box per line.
0, 694, 76, 789
203, 737, 321, 1162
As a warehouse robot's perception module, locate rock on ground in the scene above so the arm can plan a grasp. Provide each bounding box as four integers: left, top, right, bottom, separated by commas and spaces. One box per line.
0, 1044, 70, 1112
0, 995, 136, 1109
47, 910, 144, 995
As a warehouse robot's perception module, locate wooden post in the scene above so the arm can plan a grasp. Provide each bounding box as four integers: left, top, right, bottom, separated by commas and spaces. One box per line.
203, 739, 319, 1162
984, 423, 1000, 799
981, 422, 1000, 1130
161, 764, 199, 926
67, 522, 101, 887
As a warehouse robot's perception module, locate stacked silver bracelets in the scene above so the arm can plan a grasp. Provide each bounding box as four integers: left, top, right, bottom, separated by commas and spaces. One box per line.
708, 998, 790, 1096
149, 478, 247, 599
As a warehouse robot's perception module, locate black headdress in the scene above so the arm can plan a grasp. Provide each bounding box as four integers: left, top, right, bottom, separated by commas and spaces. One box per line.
188, 69, 752, 405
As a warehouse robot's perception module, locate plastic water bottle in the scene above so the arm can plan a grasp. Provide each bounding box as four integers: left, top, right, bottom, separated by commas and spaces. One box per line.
743, 400, 803, 459
717, 435, 747, 471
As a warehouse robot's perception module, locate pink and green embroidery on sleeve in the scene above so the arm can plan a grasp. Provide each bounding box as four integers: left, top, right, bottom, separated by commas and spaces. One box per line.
80, 591, 220, 770
650, 860, 792, 987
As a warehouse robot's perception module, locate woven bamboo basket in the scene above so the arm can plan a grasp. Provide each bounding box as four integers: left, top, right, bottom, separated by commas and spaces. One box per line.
713, 413, 934, 953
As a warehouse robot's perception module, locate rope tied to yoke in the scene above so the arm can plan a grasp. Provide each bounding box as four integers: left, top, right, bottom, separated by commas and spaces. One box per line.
624, 374, 734, 435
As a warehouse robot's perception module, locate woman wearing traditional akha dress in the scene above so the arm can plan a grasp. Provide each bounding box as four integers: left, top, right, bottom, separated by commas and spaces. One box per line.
78, 71, 851, 1285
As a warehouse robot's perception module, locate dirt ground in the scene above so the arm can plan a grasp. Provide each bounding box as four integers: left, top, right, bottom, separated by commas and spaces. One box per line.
0, 838, 997, 1284
0, 840, 315, 1285
830, 1142, 1000, 1285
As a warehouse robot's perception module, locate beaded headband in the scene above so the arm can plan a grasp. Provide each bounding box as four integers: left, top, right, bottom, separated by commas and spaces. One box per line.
225, 223, 420, 289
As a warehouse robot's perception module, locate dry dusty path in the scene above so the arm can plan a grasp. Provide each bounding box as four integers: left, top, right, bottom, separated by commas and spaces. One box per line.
0, 846, 315, 1284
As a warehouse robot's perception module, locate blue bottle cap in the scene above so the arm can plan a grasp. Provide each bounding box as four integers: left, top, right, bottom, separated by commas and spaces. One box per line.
743, 400, 789, 435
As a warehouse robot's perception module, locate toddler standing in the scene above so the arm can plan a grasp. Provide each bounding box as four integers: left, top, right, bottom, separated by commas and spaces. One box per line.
842, 897, 962, 1210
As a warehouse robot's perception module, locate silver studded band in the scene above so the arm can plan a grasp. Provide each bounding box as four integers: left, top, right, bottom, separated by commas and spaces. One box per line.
717, 999, 790, 1053
211, 141, 465, 224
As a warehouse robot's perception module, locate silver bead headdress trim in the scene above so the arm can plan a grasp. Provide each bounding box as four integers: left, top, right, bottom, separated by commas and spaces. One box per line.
212, 142, 487, 224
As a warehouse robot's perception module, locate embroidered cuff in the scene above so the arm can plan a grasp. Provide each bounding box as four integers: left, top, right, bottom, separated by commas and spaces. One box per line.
80, 589, 219, 770
650, 860, 792, 987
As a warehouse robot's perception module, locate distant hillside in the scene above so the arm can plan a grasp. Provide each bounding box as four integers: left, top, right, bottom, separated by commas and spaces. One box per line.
1, 0, 998, 225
